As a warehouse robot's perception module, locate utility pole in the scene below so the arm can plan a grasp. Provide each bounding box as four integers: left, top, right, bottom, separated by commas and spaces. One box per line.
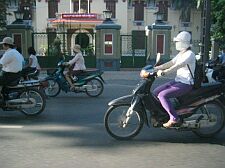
200, 0, 211, 71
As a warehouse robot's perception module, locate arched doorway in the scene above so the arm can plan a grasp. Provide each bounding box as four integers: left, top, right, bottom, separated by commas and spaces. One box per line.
75, 33, 89, 48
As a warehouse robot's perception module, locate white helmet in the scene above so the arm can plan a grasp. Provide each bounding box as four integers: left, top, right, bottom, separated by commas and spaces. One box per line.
173, 31, 191, 51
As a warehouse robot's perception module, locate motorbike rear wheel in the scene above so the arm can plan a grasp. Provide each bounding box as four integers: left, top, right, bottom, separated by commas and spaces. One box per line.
19, 88, 46, 116
44, 79, 61, 97
85, 78, 104, 97
104, 105, 144, 140
192, 100, 225, 138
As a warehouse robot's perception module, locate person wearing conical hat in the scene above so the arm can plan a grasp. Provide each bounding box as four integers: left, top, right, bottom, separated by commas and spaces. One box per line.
64, 44, 86, 91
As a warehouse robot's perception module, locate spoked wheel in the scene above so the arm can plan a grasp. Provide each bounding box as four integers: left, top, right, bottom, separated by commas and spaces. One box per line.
192, 100, 225, 138
19, 88, 46, 116
104, 105, 144, 140
85, 78, 104, 97
44, 79, 61, 97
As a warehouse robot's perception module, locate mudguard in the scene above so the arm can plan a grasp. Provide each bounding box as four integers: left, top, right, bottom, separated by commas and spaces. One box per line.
108, 95, 149, 126
108, 95, 133, 106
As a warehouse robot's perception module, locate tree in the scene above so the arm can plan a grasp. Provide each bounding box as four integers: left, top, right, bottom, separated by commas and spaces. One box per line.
0, 0, 7, 30
197, 0, 225, 47
211, 0, 225, 48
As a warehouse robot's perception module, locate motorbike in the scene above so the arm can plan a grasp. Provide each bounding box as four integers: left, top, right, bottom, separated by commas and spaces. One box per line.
204, 60, 225, 83
0, 77, 46, 116
20, 69, 48, 98
104, 56, 225, 140
43, 60, 105, 97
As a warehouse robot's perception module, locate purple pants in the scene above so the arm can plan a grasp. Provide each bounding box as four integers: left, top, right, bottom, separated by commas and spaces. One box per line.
153, 80, 192, 121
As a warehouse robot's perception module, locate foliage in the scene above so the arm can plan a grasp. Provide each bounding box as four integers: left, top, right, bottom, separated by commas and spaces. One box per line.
81, 44, 95, 56
47, 37, 64, 60
210, 0, 225, 47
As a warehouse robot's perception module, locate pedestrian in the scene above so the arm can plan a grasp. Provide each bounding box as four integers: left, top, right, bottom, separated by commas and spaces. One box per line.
212, 48, 225, 80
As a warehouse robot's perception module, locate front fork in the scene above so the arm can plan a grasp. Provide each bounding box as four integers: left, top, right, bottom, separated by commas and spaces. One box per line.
122, 98, 138, 128
122, 96, 148, 127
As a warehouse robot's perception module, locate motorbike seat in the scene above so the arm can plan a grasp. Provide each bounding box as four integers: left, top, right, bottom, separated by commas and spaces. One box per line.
77, 69, 102, 77
177, 82, 223, 106
27, 69, 40, 79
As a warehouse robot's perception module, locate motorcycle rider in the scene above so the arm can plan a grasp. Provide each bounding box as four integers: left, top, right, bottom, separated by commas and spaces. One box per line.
0, 37, 24, 94
152, 31, 196, 128
64, 44, 86, 90
212, 48, 225, 80
21, 46, 40, 80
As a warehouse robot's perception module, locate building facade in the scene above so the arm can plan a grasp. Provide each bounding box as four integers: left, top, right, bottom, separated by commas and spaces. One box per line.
5, 0, 202, 59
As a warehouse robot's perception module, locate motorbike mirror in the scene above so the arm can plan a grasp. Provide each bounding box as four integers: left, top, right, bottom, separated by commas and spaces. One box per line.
155, 53, 161, 66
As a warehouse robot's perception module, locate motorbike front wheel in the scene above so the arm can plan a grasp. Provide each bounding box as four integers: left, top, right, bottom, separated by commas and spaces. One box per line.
85, 78, 104, 97
104, 105, 144, 140
44, 79, 61, 97
192, 100, 225, 138
19, 88, 46, 116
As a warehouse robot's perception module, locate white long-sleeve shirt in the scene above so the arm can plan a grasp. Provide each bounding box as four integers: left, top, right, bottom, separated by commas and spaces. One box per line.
68, 52, 86, 71
156, 50, 196, 85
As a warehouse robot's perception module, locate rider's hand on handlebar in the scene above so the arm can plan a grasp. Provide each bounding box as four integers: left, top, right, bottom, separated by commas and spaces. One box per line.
157, 70, 165, 77
63, 62, 70, 66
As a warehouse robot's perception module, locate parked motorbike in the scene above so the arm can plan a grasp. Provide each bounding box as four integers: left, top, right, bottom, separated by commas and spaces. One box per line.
44, 60, 105, 97
204, 60, 225, 83
104, 56, 225, 140
0, 78, 46, 116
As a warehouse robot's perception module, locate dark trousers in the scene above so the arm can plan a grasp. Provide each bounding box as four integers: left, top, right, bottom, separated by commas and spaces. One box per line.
21, 67, 36, 79
0, 71, 21, 86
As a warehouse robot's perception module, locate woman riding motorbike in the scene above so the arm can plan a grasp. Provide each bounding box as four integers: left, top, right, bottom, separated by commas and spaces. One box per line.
146, 31, 196, 128
21, 47, 40, 80
63, 44, 86, 91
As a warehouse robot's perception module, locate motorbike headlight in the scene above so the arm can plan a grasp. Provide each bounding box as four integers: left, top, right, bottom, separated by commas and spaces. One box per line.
140, 70, 149, 78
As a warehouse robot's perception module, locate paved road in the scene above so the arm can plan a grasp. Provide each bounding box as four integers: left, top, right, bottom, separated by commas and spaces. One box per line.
0, 71, 225, 168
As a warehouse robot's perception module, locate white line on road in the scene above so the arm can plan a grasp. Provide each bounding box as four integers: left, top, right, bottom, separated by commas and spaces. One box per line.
0, 125, 24, 129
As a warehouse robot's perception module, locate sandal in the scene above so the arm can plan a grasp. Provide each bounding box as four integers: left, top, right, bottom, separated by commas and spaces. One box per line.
163, 119, 181, 128
70, 86, 75, 91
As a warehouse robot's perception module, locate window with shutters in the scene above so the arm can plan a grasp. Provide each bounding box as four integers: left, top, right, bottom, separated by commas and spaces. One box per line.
134, 1, 144, 21
104, 34, 113, 55
157, 1, 168, 21
48, 0, 58, 18
73, 0, 92, 13
156, 34, 165, 55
